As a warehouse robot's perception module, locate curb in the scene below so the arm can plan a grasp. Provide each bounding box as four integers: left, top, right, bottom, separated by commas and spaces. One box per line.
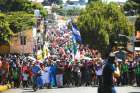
0, 84, 12, 92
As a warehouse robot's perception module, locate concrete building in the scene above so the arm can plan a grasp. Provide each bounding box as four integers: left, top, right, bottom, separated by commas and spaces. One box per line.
0, 42, 10, 54
10, 29, 34, 54
0, 29, 35, 54
0, 17, 45, 54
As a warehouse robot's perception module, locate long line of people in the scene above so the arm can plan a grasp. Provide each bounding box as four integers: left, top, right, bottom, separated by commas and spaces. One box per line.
0, 53, 140, 89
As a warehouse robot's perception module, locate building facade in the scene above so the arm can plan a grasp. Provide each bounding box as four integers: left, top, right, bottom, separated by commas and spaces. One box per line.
10, 29, 34, 54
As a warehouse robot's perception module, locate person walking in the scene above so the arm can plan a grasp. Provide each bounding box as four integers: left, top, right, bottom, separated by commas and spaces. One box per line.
120, 60, 129, 85
50, 63, 57, 87
135, 61, 140, 86
31, 62, 42, 91
95, 62, 103, 86
128, 61, 135, 85
22, 70, 29, 88
12, 67, 20, 88
98, 53, 120, 93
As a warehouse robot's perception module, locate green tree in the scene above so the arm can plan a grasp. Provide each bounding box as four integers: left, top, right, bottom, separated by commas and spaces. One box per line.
32, 2, 47, 17
0, 0, 47, 43
88, 0, 101, 4
131, 0, 140, 3
43, 0, 63, 5
55, 0, 63, 5
124, 0, 140, 15
0, 13, 13, 42
0, 0, 47, 17
42, 0, 49, 5
56, 7, 82, 16
6, 11, 36, 33
0, 0, 30, 12
77, 2, 134, 57
135, 16, 140, 31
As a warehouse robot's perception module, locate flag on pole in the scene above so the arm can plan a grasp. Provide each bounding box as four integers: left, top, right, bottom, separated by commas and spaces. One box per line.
72, 35, 80, 60
72, 35, 77, 55
71, 24, 82, 43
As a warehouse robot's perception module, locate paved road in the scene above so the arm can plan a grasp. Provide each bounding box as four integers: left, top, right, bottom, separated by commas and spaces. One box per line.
2, 86, 140, 93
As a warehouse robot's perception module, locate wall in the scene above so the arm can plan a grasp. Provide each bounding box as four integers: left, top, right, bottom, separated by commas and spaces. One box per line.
10, 29, 34, 54
0, 44, 10, 54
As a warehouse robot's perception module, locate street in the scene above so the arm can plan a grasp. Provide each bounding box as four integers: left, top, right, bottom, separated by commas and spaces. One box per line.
0, 0, 140, 93
2, 86, 140, 93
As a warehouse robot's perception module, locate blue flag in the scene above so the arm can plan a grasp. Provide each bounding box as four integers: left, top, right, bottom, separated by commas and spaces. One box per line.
71, 24, 82, 43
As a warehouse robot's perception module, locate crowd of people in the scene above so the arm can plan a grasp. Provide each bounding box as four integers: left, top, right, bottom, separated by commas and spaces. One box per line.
0, 24, 140, 91
0, 50, 140, 89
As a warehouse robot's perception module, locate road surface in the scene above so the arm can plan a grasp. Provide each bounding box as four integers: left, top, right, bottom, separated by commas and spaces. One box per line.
2, 86, 140, 93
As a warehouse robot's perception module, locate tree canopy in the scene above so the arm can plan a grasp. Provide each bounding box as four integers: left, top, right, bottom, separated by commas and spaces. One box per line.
131, 0, 140, 3
0, 0, 47, 42
0, 0, 47, 17
124, 0, 140, 15
55, 8, 82, 16
88, 0, 101, 3
77, 1, 134, 56
0, 13, 13, 42
135, 16, 140, 31
42, 0, 63, 5
124, 0, 140, 31
6, 11, 36, 33
0, 12, 35, 42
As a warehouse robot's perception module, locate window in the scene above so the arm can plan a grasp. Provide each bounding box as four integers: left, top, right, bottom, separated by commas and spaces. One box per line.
20, 36, 26, 45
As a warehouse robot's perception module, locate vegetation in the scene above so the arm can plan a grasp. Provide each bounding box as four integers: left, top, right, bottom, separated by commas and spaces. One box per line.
77, 1, 134, 57
131, 0, 140, 3
0, 13, 13, 42
6, 12, 36, 33
124, 0, 140, 15
52, 5, 82, 16
58, 8, 82, 16
0, 0, 47, 42
0, 0, 47, 17
88, 0, 101, 4
135, 16, 140, 31
42, 0, 63, 5
124, 0, 140, 32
